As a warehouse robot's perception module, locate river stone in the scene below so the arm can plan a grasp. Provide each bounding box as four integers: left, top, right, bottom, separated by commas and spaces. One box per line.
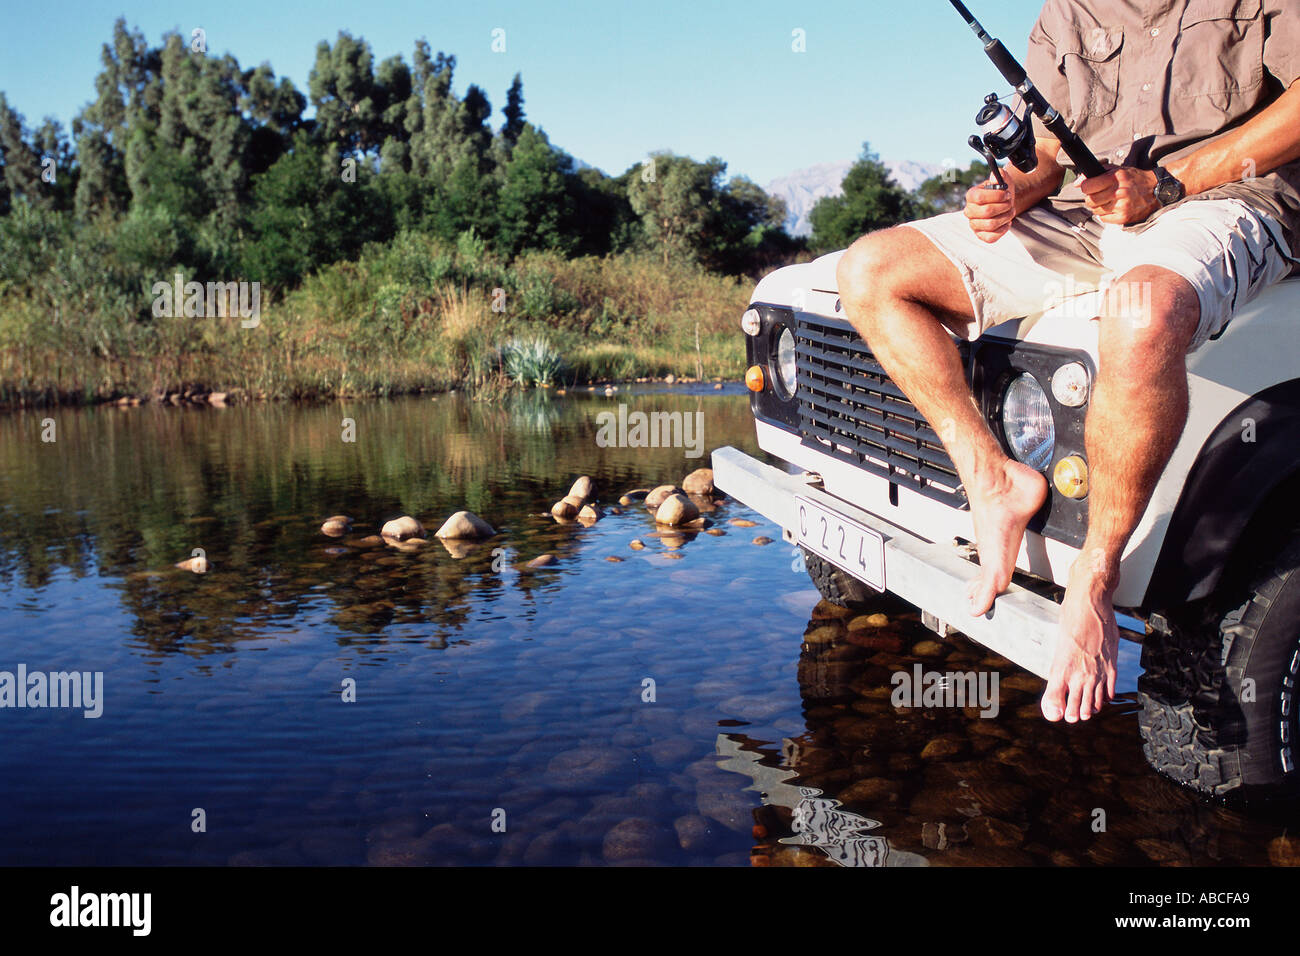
673, 815, 718, 853
752, 536, 774, 546
646, 485, 684, 509
551, 499, 579, 519
682, 468, 715, 497
175, 555, 208, 573
728, 518, 758, 527
912, 639, 947, 658
435, 511, 495, 539
965, 815, 1026, 848
321, 515, 352, 536
655, 494, 700, 527
568, 476, 595, 501
602, 818, 675, 863
523, 829, 576, 866
606, 555, 624, 562
629, 539, 645, 550
1269, 835, 1300, 867
366, 835, 437, 866
1000, 673, 1045, 693
696, 783, 753, 833
619, 489, 650, 505
848, 613, 891, 631
526, 554, 556, 568
546, 746, 626, 786
351, 535, 385, 547
837, 777, 897, 805
578, 504, 602, 522
381, 515, 425, 540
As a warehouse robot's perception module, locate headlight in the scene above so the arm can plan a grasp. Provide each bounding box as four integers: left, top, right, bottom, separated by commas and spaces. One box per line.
1001, 373, 1055, 471
741, 308, 762, 336
774, 327, 797, 398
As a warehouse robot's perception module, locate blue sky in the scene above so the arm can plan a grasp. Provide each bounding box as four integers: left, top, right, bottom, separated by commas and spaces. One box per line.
0, 0, 1047, 185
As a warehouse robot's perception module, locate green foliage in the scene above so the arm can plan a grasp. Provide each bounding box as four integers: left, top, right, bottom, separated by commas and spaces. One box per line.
915, 159, 992, 215
809, 143, 921, 253
500, 335, 566, 386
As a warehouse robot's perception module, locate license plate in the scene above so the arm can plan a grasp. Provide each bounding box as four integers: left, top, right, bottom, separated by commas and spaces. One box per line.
795, 497, 886, 592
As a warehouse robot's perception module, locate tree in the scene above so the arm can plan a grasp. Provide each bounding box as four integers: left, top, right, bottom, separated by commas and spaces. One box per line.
0, 93, 43, 213
808, 143, 919, 253
627, 152, 728, 265
915, 159, 991, 215
495, 124, 572, 257
501, 74, 525, 147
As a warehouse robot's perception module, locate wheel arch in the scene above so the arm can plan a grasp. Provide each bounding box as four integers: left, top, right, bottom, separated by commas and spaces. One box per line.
1142, 378, 1300, 611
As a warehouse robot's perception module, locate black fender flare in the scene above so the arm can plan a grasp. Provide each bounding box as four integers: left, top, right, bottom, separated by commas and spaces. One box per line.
1142, 378, 1300, 610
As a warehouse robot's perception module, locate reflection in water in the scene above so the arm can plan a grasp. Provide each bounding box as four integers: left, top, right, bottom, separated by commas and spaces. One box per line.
0, 390, 1296, 866
719, 598, 1300, 867
715, 734, 924, 867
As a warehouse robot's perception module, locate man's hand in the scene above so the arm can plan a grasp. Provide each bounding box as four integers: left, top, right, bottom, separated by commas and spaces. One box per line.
964, 177, 1017, 243
1079, 166, 1160, 225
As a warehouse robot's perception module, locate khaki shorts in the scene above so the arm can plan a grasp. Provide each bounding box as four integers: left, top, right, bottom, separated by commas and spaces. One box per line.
904, 197, 1296, 352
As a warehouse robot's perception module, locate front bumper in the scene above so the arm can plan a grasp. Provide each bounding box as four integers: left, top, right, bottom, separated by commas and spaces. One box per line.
712, 445, 1061, 678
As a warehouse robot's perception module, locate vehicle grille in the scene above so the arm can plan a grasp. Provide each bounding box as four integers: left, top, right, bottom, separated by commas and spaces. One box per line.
796, 312, 968, 510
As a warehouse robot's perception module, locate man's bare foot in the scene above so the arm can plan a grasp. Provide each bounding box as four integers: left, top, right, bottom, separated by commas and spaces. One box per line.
965, 460, 1048, 616
1041, 568, 1119, 722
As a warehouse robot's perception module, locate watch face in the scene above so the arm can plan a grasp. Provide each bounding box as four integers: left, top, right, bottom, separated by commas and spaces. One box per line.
1156, 172, 1183, 205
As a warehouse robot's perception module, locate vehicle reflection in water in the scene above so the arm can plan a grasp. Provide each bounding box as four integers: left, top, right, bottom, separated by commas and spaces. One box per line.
717, 597, 1299, 867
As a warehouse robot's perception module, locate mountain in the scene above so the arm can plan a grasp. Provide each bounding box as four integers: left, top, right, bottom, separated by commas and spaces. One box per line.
767, 159, 944, 237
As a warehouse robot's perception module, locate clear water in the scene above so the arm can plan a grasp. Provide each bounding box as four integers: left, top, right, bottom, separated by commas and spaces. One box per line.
0, 389, 1293, 866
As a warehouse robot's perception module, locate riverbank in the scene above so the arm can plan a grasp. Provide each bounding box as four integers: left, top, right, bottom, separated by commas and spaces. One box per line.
0, 231, 753, 410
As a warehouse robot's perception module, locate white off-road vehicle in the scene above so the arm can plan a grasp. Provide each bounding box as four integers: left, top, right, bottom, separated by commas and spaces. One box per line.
713, 253, 1300, 805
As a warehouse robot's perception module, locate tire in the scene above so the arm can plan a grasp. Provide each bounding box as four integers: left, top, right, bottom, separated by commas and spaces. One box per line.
803, 547, 876, 610
1137, 532, 1300, 805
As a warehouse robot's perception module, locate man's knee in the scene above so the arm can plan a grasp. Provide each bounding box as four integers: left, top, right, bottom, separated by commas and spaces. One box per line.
1098, 266, 1200, 374
836, 227, 912, 305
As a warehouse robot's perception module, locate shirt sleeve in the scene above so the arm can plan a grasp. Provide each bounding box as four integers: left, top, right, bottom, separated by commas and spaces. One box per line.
1026, 2, 1070, 140
1264, 0, 1300, 89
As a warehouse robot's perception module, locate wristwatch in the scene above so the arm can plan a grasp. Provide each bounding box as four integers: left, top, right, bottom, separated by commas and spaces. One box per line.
1154, 166, 1186, 206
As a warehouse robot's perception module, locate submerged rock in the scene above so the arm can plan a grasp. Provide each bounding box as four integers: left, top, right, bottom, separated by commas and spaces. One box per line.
728, 518, 758, 528
381, 515, 425, 540
619, 489, 650, 505
175, 555, 208, 574
435, 511, 495, 540
629, 539, 646, 550
526, 554, 556, 568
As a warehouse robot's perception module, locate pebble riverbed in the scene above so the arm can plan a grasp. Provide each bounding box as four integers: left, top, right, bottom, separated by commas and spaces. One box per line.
0, 390, 1296, 866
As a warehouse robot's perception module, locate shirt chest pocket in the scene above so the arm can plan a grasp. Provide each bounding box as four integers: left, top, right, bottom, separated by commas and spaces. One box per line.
1172, 0, 1264, 104
1057, 26, 1124, 122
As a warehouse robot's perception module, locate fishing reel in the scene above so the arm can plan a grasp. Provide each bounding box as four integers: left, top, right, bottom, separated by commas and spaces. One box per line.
967, 93, 1038, 190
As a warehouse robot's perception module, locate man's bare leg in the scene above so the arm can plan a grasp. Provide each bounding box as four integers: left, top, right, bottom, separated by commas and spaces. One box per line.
836, 228, 1047, 615
1042, 266, 1200, 722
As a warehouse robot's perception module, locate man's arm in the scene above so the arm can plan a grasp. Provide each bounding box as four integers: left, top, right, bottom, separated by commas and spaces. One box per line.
965, 137, 1067, 243
1082, 78, 1300, 224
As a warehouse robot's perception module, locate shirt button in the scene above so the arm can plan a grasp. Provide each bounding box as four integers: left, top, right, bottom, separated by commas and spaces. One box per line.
1142, 83, 1151, 91
1133, 133, 1142, 141
1150, 27, 1160, 37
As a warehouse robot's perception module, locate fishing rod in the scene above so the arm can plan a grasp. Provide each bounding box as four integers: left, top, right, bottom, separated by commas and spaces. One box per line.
949, 0, 1106, 185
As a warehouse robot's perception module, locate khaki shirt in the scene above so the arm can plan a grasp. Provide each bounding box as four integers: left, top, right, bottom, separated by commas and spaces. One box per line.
1024, 0, 1300, 244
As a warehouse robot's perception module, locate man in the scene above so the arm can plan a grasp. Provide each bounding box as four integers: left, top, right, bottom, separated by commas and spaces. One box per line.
836, 0, 1300, 723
